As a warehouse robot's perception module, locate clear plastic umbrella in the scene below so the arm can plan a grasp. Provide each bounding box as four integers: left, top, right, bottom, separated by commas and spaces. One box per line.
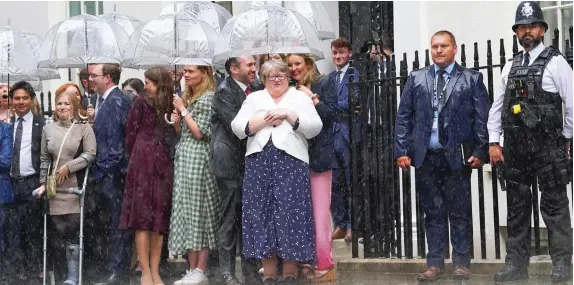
0, 24, 42, 82
240, 1, 335, 40
37, 14, 130, 68
121, 13, 218, 69
159, 1, 232, 34
212, 5, 324, 65
100, 5, 143, 38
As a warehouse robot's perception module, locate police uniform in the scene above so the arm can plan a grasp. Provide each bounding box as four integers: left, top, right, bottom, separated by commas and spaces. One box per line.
488, 1, 573, 282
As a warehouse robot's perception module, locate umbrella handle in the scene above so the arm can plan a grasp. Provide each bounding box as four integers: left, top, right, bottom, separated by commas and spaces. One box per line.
78, 110, 89, 120
164, 113, 174, 125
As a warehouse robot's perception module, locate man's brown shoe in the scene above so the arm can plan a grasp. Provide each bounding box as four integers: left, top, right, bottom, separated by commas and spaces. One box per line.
417, 266, 442, 282
453, 266, 470, 280
332, 227, 346, 240
344, 229, 352, 242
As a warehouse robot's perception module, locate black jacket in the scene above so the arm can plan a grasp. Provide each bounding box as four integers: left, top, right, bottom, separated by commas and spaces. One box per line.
210, 77, 262, 179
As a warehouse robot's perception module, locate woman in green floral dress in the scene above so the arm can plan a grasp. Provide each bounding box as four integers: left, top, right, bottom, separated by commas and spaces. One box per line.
169, 65, 220, 285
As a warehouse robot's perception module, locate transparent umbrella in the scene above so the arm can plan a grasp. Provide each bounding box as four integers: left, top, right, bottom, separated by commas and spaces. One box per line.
0, 24, 43, 82
100, 5, 143, 38
121, 13, 218, 69
159, 1, 232, 34
212, 5, 324, 65
240, 1, 335, 40
37, 14, 130, 68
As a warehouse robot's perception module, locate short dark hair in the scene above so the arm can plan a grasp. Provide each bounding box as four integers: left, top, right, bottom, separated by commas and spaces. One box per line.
331, 37, 351, 50
101, 63, 122, 85
122, 78, 144, 94
224, 57, 240, 74
9, 81, 36, 98
432, 30, 457, 46
79, 68, 89, 81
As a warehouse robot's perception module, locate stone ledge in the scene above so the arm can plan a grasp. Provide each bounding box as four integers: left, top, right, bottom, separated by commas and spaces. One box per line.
337, 256, 558, 275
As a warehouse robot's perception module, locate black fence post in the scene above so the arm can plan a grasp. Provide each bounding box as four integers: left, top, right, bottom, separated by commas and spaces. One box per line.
47, 91, 52, 117
473, 42, 487, 260
348, 62, 360, 259
461, 44, 467, 67
552, 28, 560, 51
512, 35, 519, 57
40, 90, 45, 115
399, 55, 413, 259
424, 49, 430, 67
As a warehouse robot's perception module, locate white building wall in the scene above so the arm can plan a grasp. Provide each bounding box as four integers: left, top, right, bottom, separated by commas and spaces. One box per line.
394, 1, 573, 259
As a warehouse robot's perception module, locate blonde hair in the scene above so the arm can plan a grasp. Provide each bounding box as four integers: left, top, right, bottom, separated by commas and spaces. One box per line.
182, 65, 216, 107
288, 53, 322, 87
53, 90, 79, 121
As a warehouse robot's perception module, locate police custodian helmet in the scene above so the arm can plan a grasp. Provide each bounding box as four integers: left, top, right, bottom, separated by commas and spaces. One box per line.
512, 1, 549, 32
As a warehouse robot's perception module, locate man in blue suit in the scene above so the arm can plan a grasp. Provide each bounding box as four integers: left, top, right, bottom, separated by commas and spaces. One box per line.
394, 30, 489, 281
89, 63, 132, 285
329, 37, 360, 242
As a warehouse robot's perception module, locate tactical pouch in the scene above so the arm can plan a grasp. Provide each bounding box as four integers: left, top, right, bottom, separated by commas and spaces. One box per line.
519, 103, 540, 129
553, 150, 573, 185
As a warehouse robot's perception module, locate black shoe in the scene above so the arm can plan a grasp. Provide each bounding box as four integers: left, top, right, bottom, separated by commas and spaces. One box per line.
262, 278, 277, 285
244, 274, 264, 285
493, 264, 528, 282
92, 274, 127, 285
551, 264, 573, 283
282, 276, 299, 285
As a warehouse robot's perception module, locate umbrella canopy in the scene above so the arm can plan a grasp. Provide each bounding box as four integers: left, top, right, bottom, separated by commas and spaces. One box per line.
99, 12, 143, 38
212, 5, 324, 65
240, 1, 335, 40
159, 1, 232, 34
122, 13, 218, 69
37, 14, 130, 68
0, 25, 42, 81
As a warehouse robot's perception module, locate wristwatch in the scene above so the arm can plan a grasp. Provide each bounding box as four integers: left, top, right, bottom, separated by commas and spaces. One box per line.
180, 110, 188, 117
489, 142, 500, 146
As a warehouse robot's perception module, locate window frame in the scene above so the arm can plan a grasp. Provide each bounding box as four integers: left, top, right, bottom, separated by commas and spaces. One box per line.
68, 1, 104, 17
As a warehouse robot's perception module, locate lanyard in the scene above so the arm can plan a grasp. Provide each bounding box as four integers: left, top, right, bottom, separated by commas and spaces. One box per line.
433, 72, 451, 111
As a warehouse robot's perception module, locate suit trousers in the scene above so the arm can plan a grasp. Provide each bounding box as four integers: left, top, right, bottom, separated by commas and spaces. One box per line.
3, 175, 43, 277
92, 172, 133, 275
216, 177, 259, 278
331, 131, 351, 229
504, 135, 573, 267
416, 150, 472, 268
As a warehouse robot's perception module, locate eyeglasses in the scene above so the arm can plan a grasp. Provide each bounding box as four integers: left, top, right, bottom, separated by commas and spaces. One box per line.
268, 75, 287, 81
89, 73, 106, 79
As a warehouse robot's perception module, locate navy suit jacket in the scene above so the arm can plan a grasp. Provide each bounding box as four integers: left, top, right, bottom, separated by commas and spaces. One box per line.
329, 67, 361, 142
308, 75, 341, 173
0, 122, 12, 204
394, 63, 489, 170
93, 87, 131, 180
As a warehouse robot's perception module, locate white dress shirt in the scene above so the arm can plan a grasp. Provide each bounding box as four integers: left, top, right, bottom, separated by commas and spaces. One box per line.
488, 43, 573, 142
95, 85, 118, 115
231, 88, 323, 164
13, 110, 35, 176
233, 78, 248, 93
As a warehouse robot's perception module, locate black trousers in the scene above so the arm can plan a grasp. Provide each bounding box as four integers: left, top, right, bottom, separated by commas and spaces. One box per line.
3, 175, 43, 277
216, 178, 259, 278
504, 133, 573, 267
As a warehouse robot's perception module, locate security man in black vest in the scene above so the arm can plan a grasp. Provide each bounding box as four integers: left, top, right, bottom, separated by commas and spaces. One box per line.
488, 1, 573, 283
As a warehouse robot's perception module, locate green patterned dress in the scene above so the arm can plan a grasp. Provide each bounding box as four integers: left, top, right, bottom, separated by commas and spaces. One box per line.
168, 91, 220, 253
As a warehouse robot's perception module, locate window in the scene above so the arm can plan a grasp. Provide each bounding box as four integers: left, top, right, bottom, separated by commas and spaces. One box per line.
69, 1, 104, 17
540, 1, 573, 53
214, 1, 233, 14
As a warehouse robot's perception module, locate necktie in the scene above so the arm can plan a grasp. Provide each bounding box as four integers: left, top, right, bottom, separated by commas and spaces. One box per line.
523, 52, 530, 67
11, 117, 23, 177
97, 95, 104, 108
436, 70, 446, 106
245, 86, 252, 96
336, 70, 342, 85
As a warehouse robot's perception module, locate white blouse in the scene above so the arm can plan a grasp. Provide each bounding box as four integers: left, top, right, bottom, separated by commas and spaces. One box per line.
231, 87, 323, 164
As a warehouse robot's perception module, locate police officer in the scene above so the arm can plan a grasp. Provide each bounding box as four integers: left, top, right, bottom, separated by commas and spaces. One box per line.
488, 1, 573, 283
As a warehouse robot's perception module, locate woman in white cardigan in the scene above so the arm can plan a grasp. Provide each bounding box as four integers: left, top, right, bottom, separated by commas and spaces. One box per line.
231, 60, 322, 285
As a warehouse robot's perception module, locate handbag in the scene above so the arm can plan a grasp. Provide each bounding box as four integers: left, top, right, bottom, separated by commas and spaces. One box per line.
46, 122, 76, 198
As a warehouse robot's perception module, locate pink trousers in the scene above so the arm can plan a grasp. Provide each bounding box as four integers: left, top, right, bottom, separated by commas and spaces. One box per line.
310, 170, 334, 270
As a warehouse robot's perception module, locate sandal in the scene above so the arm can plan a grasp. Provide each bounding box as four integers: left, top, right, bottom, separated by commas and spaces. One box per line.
300, 264, 314, 278
307, 267, 336, 282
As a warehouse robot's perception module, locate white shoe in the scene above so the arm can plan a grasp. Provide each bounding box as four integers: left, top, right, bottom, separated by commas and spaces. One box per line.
258, 267, 264, 275
173, 269, 196, 285
187, 268, 208, 285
